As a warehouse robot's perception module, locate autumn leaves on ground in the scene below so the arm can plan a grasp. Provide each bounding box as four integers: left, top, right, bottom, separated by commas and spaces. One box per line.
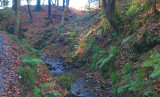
0, 6, 77, 96
0, 0, 160, 96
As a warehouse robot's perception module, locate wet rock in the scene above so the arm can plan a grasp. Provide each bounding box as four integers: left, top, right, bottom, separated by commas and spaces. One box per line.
75, 90, 80, 95
65, 92, 76, 97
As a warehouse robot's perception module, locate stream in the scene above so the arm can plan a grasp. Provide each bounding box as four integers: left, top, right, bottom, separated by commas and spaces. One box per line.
41, 56, 116, 97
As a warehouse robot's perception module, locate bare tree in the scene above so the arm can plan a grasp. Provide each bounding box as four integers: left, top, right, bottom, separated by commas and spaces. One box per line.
61, 0, 69, 25
14, 0, 22, 40
34, 0, 42, 11
57, 0, 59, 6
27, 0, 32, 19
55, 0, 57, 5
63, 0, 65, 8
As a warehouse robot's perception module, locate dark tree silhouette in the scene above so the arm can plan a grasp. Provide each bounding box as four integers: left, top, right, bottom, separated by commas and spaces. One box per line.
27, 0, 32, 19
102, 0, 120, 32
34, 0, 42, 11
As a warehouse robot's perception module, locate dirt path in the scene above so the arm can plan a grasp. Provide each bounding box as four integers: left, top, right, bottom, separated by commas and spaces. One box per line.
0, 31, 22, 97
0, 32, 8, 96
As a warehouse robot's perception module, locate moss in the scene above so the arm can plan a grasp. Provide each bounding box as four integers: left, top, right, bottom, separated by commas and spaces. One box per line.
57, 75, 71, 91
132, 32, 160, 54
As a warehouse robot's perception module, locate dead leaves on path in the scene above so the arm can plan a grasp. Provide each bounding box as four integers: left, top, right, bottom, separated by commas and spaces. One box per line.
0, 31, 66, 96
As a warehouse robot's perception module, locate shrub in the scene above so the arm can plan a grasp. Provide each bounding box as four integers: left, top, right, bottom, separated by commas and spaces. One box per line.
17, 67, 36, 92
118, 53, 160, 96
23, 43, 42, 56
33, 83, 62, 97
126, 0, 142, 18
22, 54, 44, 70
142, 51, 160, 79
57, 75, 71, 91
110, 72, 122, 94
16, 54, 44, 94
98, 46, 119, 77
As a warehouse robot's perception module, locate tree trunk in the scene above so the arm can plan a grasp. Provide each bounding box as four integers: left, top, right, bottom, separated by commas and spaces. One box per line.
34, 0, 42, 11
43, 0, 45, 5
57, 0, 59, 6
27, 0, 32, 19
98, 0, 101, 8
61, 0, 69, 25
55, 0, 57, 5
12, 0, 17, 13
102, 0, 120, 32
15, 0, 22, 40
153, 0, 159, 15
48, 0, 51, 18
63, 0, 65, 8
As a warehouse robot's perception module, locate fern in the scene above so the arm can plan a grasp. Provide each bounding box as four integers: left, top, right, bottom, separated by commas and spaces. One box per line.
33, 88, 41, 97
22, 54, 44, 69
123, 62, 133, 74
97, 46, 119, 77
110, 72, 122, 94
122, 35, 133, 44
150, 65, 160, 78
46, 90, 62, 96
33, 82, 61, 97
23, 43, 42, 56
109, 46, 119, 55
57, 76, 71, 91
17, 67, 36, 92
142, 51, 160, 79
44, 83, 55, 87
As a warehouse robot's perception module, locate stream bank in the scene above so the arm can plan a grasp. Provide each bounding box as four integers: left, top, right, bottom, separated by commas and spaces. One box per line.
41, 56, 120, 97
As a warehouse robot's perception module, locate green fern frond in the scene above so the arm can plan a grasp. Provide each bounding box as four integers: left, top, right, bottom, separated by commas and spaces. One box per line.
33, 88, 41, 97
150, 65, 160, 78
46, 90, 62, 97
142, 60, 154, 67
142, 52, 160, 78
44, 83, 55, 87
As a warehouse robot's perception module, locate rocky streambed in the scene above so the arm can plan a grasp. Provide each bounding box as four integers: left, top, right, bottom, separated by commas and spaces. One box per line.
41, 56, 116, 97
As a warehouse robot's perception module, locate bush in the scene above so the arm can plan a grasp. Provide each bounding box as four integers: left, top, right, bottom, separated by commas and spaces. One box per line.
0, 8, 15, 29
23, 43, 42, 56
126, 0, 143, 18
33, 83, 62, 97
110, 72, 122, 94
22, 54, 44, 70
17, 67, 36, 92
98, 46, 119, 77
16, 54, 44, 94
57, 75, 71, 91
117, 52, 160, 96
142, 51, 160, 79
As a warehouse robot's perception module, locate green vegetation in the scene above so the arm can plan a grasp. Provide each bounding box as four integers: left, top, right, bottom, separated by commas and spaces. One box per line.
98, 46, 119, 77
142, 51, 160, 79
0, 0, 160, 96
57, 75, 71, 91
23, 43, 42, 56
17, 66, 36, 92
16, 54, 42, 94
33, 83, 62, 97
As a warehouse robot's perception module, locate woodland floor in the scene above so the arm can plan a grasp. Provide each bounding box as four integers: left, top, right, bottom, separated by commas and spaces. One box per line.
0, 3, 160, 96
0, 31, 66, 96
0, 31, 22, 97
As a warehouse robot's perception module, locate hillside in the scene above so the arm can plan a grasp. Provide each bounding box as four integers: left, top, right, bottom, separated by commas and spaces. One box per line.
0, 0, 160, 96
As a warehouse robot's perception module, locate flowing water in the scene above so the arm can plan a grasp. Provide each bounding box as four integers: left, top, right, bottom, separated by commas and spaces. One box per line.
41, 56, 114, 97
